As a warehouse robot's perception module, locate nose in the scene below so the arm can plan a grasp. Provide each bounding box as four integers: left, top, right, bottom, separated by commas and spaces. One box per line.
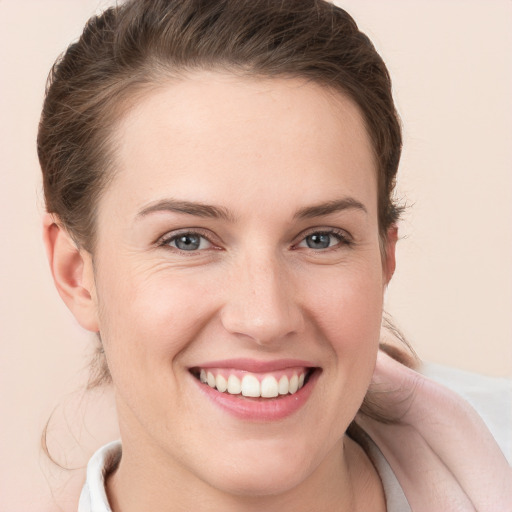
220, 253, 304, 345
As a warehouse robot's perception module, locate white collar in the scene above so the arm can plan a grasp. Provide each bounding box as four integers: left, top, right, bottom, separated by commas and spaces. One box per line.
78, 440, 121, 512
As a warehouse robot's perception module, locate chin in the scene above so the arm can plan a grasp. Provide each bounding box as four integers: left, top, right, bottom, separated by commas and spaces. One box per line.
211, 460, 310, 498
193, 437, 326, 499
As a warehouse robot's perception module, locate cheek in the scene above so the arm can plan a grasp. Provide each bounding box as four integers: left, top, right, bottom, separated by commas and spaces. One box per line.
294, 259, 384, 437
304, 259, 384, 401
94, 264, 217, 387
305, 261, 384, 349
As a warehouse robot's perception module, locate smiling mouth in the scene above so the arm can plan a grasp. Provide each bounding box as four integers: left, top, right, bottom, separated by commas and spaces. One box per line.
190, 367, 317, 399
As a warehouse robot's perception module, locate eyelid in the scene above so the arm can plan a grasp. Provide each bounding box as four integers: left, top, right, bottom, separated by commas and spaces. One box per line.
293, 227, 353, 249
156, 228, 220, 251
154, 226, 353, 252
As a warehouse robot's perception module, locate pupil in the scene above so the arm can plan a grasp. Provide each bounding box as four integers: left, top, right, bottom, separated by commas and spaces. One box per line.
307, 233, 330, 249
176, 234, 200, 251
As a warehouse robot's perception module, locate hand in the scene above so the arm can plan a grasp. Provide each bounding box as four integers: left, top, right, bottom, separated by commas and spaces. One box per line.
357, 350, 512, 512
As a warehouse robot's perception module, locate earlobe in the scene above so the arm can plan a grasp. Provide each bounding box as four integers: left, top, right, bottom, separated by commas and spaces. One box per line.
383, 225, 398, 285
42, 213, 99, 332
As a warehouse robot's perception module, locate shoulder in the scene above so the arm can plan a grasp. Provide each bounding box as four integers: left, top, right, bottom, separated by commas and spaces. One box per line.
357, 353, 512, 510
420, 362, 512, 464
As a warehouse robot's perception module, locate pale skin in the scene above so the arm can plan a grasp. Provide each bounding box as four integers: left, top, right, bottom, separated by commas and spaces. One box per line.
44, 72, 398, 511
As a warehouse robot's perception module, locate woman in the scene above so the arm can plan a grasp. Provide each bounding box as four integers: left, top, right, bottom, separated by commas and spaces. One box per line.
38, 0, 511, 510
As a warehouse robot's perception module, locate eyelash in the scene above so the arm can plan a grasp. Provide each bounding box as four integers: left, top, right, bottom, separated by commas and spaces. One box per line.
156, 227, 353, 253
157, 229, 216, 253
294, 228, 353, 251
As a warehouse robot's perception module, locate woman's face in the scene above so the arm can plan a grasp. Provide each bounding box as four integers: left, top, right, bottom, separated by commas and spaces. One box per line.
86, 72, 395, 496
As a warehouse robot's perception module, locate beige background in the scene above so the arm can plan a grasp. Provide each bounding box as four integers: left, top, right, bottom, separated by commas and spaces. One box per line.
1, 0, 511, 510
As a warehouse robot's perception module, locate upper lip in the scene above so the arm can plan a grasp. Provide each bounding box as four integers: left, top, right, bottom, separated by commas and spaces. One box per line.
190, 358, 317, 373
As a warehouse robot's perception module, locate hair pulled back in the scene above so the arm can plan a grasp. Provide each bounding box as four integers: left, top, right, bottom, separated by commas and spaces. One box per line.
38, 0, 402, 252
38, 0, 406, 393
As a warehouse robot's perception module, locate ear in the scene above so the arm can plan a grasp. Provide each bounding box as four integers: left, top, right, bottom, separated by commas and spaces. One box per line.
43, 213, 99, 332
383, 224, 398, 286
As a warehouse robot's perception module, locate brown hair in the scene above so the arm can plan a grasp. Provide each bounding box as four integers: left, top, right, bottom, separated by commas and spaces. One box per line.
38, 0, 408, 391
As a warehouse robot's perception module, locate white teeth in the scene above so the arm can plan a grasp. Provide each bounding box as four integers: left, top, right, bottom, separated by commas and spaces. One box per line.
215, 374, 228, 393
261, 376, 279, 398
241, 374, 260, 397
289, 374, 299, 394
278, 375, 289, 395
198, 370, 308, 397
227, 374, 242, 394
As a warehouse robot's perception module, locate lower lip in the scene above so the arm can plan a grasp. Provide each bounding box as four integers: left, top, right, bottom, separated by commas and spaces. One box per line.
192, 370, 319, 421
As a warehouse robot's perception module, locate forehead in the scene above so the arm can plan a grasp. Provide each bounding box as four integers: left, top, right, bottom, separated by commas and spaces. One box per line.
105, 71, 377, 219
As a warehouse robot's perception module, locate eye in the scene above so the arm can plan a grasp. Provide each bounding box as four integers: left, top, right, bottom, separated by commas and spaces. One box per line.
296, 230, 350, 250
162, 232, 212, 251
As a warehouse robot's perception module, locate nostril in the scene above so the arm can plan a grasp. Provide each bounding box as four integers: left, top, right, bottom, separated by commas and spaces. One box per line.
219, 304, 304, 345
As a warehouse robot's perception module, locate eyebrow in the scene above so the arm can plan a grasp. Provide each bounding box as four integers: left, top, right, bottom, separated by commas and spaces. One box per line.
136, 196, 367, 222
136, 199, 236, 222
293, 198, 367, 219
